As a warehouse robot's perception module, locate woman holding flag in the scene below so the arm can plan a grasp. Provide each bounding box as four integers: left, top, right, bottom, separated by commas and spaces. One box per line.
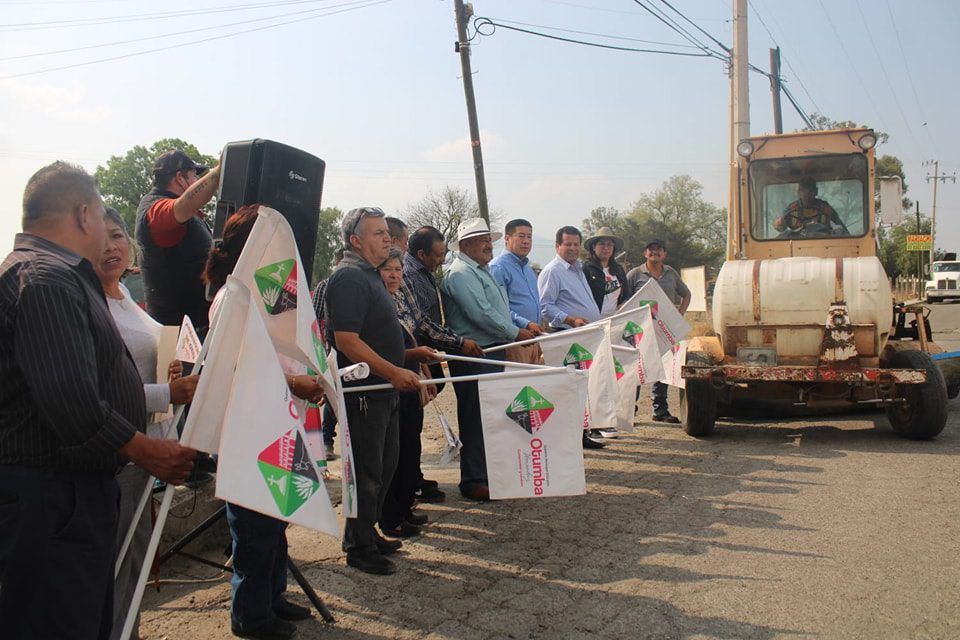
202, 205, 324, 640
96, 207, 201, 640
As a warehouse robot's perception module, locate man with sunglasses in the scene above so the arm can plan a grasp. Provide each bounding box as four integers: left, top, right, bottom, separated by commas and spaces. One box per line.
134, 150, 220, 331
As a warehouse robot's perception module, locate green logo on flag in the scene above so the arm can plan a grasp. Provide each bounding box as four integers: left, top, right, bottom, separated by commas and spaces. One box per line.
613, 357, 624, 381
622, 320, 644, 347
257, 429, 319, 517
562, 343, 593, 370
638, 300, 659, 318
505, 386, 555, 434
255, 259, 298, 315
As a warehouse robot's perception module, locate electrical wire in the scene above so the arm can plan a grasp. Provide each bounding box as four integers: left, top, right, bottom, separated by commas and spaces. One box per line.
657, 0, 730, 53
488, 18, 702, 50
629, 0, 727, 60
0, 0, 389, 80
854, 0, 920, 154
884, 0, 939, 156
472, 17, 715, 58
0, 2, 355, 61
0, 0, 339, 31
815, 0, 889, 133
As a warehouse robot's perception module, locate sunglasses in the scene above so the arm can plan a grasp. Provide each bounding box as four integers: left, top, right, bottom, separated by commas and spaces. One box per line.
349, 207, 386, 236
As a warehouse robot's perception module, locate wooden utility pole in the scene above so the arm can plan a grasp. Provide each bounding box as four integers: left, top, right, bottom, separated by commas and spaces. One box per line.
769, 47, 783, 134
925, 160, 956, 276
453, 0, 490, 223
727, 0, 750, 259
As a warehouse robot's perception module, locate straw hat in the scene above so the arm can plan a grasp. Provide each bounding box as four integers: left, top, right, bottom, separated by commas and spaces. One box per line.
450, 217, 502, 251
584, 226, 624, 254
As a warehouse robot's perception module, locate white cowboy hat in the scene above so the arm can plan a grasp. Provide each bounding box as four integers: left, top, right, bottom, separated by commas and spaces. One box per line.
450, 217, 502, 251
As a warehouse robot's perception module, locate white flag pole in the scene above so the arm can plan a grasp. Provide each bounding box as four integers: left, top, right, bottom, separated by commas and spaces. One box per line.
438, 353, 553, 371
119, 302, 223, 640
344, 367, 577, 394
482, 324, 604, 354
611, 344, 639, 354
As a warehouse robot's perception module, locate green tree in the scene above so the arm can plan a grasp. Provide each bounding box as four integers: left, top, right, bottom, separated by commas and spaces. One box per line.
310, 206, 343, 284
880, 217, 931, 279
95, 138, 217, 231
581, 206, 623, 236
402, 185, 501, 245
620, 175, 726, 272
804, 113, 890, 145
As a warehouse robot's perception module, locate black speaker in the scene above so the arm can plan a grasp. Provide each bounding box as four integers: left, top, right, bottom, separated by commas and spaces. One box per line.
215, 139, 326, 286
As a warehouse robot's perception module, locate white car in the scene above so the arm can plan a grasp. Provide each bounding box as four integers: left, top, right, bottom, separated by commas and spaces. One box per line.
925, 261, 960, 303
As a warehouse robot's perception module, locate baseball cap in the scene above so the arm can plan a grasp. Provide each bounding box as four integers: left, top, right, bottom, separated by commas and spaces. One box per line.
152, 150, 208, 177
645, 239, 666, 250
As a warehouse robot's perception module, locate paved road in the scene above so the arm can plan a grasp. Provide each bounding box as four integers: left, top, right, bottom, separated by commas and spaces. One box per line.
141, 311, 960, 640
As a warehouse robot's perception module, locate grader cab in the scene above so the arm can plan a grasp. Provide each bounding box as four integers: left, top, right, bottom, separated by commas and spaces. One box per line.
680, 128, 948, 439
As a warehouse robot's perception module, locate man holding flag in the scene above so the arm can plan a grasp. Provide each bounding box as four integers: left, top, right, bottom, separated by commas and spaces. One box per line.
626, 239, 691, 423
325, 207, 420, 575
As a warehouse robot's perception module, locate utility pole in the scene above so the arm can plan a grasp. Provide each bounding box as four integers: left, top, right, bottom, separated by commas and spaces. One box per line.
727, 0, 749, 259
769, 47, 783, 134
924, 159, 956, 277
915, 201, 922, 279
453, 0, 490, 223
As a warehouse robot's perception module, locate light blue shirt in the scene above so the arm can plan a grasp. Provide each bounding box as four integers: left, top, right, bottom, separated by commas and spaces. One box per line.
489, 250, 541, 329
441, 252, 520, 347
538, 255, 601, 329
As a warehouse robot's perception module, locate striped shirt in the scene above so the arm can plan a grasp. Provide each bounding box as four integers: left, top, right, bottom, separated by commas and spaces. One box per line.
0, 234, 145, 472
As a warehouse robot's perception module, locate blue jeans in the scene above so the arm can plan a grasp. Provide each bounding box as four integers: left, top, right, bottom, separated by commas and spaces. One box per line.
321, 401, 337, 446
652, 381, 670, 417
226, 503, 289, 630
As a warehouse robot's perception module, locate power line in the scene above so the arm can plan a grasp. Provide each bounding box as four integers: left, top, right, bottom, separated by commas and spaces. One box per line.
0, 3, 351, 61
853, 0, 920, 154
0, 0, 389, 80
472, 18, 715, 58
657, 0, 730, 53
885, 0, 939, 156
816, 0, 889, 133
0, 0, 338, 32
629, 0, 727, 60
488, 18, 701, 50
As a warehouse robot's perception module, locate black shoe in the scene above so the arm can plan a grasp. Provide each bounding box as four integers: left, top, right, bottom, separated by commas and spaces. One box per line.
273, 599, 312, 622
415, 485, 446, 503
652, 413, 680, 424
406, 511, 429, 526
374, 533, 402, 555
346, 548, 397, 575
582, 432, 606, 449
420, 478, 439, 489
381, 522, 421, 538
231, 617, 296, 640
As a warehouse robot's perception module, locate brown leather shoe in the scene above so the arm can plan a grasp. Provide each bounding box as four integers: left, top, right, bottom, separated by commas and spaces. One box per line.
460, 485, 490, 502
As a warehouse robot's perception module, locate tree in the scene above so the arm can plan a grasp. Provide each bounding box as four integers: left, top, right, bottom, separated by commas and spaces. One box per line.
402, 185, 501, 245
95, 138, 218, 231
880, 216, 931, 279
876, 154, 912, 213
310, 206, 343, 284
804, 113, 890, 145
581, 206, 623, 236
621, 175, 727, 272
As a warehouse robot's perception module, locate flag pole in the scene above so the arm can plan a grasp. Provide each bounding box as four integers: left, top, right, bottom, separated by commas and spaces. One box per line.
482, 324, 604, 354
343, 366, 577, 394
437, 353, 552, 370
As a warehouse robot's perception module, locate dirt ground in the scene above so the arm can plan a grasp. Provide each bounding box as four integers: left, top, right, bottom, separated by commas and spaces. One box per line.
139, 378, 960, 640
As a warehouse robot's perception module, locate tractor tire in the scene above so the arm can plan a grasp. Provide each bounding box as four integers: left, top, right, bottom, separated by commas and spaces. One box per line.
679, 351, 717, 437
884, 349, 948, 440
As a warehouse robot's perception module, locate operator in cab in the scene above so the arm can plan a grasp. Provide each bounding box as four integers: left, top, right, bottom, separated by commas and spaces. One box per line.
773, 177, 848, 236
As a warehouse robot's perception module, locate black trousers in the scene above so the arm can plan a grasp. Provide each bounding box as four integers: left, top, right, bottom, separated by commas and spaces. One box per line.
342, 390, 399, 552
379, 391, 423, 529
448, 350, 505, 491
0, 466, 119, 640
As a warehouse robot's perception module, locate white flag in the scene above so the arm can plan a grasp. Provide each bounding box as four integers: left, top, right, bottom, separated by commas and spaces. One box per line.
181, 277, 252, 455
611, 346, 639, 432
214, 280, 339, 536
539, 323, 618, 430
175, 315, 202, 363
660, 340, 688, 389
620, 279, 691, 356
230, 207, 338, 404
479, 368, 588, 499
327, 349, 358, 519
606, 304, 663, 385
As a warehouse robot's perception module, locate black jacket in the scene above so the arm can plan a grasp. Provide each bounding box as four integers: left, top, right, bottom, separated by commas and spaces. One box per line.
583, 257, 628, 313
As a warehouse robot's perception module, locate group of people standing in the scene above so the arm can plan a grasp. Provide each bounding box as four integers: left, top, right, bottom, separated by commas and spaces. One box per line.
0, 147, 692, 640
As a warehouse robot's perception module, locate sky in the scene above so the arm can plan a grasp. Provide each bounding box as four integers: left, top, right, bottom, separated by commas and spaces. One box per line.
2, 0, 959, 268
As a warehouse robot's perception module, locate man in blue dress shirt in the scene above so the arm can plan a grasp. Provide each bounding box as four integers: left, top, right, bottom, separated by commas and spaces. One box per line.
489, 218, 544, 364
537, 225, 607, 448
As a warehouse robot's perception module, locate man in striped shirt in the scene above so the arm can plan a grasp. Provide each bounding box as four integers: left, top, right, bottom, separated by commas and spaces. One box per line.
0, 162, 197, 639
